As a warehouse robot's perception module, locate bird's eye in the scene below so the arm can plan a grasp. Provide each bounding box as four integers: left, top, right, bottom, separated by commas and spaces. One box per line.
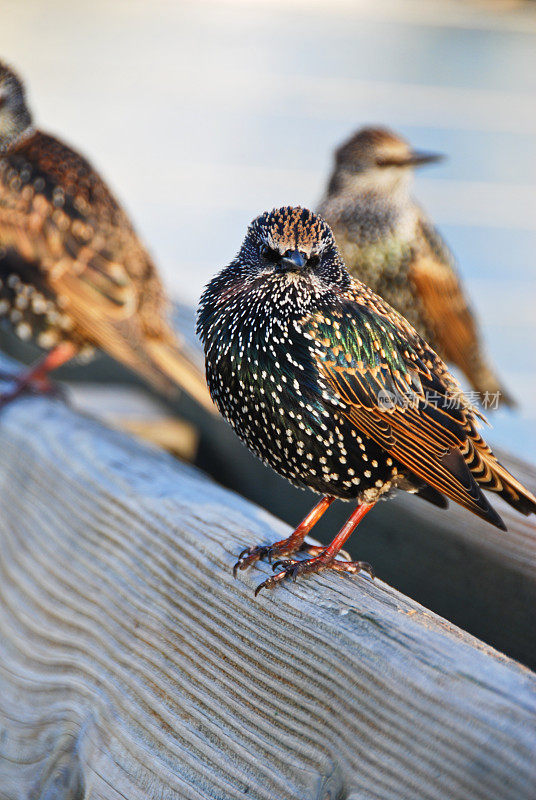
308, 254, 320, 268
260, 243, 280, 262
375, 157, 396, 168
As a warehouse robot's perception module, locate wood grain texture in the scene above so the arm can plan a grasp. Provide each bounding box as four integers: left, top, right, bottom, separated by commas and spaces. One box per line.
0, 381, 535, 799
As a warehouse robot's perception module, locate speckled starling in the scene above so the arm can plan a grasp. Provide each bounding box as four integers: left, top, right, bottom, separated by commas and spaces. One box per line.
197, 206, 535, 594
0, 61, 213, 412
318, 126, 514, 407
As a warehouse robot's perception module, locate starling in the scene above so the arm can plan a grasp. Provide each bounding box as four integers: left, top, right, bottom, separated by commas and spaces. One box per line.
0, 61, 214, 412
197, 206, 535, 594
318, 126, 515, 407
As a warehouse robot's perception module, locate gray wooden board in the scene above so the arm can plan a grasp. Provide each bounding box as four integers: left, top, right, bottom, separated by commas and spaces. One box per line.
0, 385, 535, 799
1, 314, 535, 671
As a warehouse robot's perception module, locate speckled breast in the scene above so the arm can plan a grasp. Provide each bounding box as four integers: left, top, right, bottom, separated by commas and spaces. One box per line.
0, 250, 68, 346
205, 309, 402, 502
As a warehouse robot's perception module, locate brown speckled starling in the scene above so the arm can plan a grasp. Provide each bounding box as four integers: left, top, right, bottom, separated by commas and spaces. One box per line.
318, 126, 515, 407
197, 206, 535, 594
0, 61, 214, 412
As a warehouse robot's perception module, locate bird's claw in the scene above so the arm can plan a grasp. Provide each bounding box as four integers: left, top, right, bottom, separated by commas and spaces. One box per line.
359, 562, 375, 580
255, 559, 314, 596
254, 569, 294, 597
271, 559, 297, 572
233, 544, 274, 577
255, 556, 375, 596
0, 375, 66, 407
233, 539, 303, 577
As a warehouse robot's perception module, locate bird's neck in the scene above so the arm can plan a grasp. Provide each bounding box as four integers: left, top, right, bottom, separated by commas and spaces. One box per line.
199, 268, 339, 362
0, 123, 36, 155
326, 167, 412, 206
321, 171, 418, 245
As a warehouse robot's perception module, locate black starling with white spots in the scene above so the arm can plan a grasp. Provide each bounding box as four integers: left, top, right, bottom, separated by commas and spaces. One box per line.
197, 206, 536, 594
318, 126, 515, 407
0, 60, 214, 412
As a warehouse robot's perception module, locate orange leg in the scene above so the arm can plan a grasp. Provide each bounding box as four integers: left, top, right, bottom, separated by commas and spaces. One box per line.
255, 502, 376, 596
0, 342, 77, 407
233, 495, 335, 577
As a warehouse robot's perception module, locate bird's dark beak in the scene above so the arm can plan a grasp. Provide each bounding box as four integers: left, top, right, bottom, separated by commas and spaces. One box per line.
377, 150, 445, 168
404, 150, 445, 167
279, 250, 307, 272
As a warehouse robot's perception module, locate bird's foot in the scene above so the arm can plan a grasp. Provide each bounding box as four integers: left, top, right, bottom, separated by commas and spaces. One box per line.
233, 540, 301, 577
0, 370, 18, 381
233, 497, 338, 579
254, 552, 374, 596
296, 541, 352, 561
0, 373, 64, 407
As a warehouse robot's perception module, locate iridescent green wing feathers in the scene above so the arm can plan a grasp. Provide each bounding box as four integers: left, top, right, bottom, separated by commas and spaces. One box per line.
301, 283, 529, 525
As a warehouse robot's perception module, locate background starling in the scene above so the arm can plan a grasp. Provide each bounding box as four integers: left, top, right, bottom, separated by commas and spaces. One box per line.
0, 61, 214, 412
318, 126, 515, 408
197, 206, 536, 594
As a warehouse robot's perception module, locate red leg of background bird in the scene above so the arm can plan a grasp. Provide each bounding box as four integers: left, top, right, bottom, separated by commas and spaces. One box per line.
255, 502, 376, 595
0, 342, 77, 406
233, 495, 335, 577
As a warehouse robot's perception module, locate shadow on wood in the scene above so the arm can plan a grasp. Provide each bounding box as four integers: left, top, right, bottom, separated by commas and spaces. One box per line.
0, 385, 535, 799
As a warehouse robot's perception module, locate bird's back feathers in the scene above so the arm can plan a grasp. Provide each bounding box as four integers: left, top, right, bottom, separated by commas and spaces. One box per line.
410, 218, 516, 406
0, 130, 214, 411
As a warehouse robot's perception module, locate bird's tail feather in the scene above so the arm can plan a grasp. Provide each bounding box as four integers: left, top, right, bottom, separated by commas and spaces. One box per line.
415, 484, 449, 509
464, 434, 536, 516
470, 363, 517, 409
49, 270, 215, 412
79, 313, 215, 413
142, 336, 215, 414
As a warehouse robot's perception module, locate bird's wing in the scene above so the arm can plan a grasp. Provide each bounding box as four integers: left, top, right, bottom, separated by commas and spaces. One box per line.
0, 132, 149, 314
0, 134, 216, 408
0, 133, 170, 365
301, 284, 530, 524
409, 217, 483, 379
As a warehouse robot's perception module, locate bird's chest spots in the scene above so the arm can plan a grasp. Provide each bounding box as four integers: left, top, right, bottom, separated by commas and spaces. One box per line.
0, 256, 79, 350
208, 319, 321, 475
209, 317, 298, 421
206, 317, 391, 495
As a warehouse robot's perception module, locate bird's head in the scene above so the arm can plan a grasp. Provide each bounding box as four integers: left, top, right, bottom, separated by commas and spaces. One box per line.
197, 207, 352, 345
0, 62, 33, 153
238, 206, 351, 294
328, 126, 443, 196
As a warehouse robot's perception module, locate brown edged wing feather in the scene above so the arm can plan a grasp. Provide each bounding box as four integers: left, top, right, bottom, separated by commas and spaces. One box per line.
0, 131, 216, 406
411, 218, 514, 404
0, 133, 215, 410
0, 131, 162, 320
410, 228, 477, 367
302, 283, 535, 523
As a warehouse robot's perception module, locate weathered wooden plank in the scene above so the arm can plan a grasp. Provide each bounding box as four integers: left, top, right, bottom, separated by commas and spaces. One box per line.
2, 312, 535, 670
0, 382, 535, 799
68, 382, 199, 462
